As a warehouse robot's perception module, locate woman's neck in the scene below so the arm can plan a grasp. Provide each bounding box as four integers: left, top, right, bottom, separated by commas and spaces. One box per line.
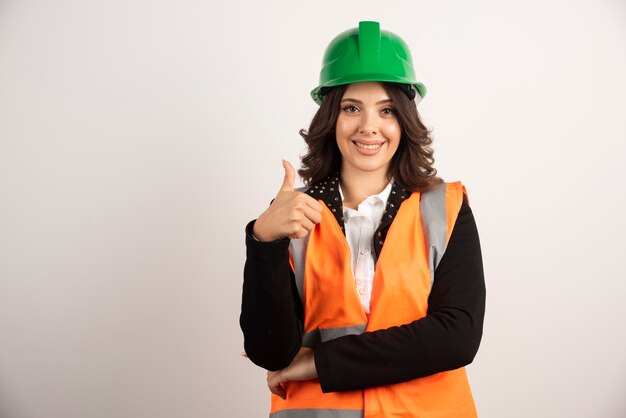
340, 167, 391, 209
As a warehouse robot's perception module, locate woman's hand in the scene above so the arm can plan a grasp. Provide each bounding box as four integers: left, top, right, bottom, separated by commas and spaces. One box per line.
252, 160, 323, 241
267, 347, 317, 399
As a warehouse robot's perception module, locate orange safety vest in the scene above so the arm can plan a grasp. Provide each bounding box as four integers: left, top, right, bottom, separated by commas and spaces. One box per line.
271, 181, 477, 418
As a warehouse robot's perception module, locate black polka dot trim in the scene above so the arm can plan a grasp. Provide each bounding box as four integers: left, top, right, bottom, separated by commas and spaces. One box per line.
304, 172, 344, 231
304, 173, 412, 249
372, 182, 412, 257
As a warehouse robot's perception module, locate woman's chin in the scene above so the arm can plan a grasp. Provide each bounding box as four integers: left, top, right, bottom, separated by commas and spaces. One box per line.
343, 158, 390, 175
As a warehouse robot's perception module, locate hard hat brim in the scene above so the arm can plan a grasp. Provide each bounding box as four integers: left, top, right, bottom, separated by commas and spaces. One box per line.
311, 79, 427, 106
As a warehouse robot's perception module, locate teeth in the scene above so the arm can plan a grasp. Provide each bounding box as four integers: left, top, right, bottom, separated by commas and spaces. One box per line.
354, 142, 382, 150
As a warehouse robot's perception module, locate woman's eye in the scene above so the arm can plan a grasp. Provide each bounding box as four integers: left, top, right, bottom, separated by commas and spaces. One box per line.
382, 108, 396, 115
342, 105, 359, 113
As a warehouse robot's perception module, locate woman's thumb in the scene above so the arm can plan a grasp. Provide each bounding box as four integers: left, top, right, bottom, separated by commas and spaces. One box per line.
279, 160, 296, 192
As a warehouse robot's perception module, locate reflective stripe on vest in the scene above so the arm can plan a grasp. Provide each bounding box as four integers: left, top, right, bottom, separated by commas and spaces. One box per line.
275, 181, 475, 418
302, 324, 367, 348
271, 409, 362, 418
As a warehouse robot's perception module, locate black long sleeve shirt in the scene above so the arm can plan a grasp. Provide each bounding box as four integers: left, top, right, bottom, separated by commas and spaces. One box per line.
240, 184, 485, 393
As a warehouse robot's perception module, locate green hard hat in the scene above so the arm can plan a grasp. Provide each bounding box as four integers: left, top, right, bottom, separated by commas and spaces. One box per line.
311, 21, 427, 105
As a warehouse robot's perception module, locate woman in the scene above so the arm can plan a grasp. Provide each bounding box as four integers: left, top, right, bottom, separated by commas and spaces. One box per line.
241, 21, 485, 417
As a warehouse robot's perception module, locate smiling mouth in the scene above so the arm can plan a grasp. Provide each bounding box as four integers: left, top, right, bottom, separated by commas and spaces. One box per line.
353, 141, 383, 150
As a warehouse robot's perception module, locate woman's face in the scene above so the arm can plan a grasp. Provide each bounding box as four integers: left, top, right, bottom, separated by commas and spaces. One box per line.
335, 82, 401, 178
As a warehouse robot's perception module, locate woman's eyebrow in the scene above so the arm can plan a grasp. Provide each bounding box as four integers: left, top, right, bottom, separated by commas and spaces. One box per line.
341, 98, 393, 104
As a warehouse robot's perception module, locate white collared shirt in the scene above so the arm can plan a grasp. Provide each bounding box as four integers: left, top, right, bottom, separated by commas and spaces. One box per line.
338, 181, 393, 315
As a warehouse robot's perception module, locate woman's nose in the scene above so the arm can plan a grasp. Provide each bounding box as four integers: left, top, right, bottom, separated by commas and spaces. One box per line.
358, 111, 378, 135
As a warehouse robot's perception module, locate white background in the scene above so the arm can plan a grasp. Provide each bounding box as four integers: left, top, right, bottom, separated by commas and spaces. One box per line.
1, 1, 625, 417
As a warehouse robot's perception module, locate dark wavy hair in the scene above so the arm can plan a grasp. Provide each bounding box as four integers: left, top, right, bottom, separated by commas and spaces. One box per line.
298, 82, 443, 193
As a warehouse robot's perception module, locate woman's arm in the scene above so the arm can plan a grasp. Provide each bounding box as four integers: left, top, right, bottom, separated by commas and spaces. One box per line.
239, 220, 304, 371
240, 161, 321, 371
314, 194, 486, 392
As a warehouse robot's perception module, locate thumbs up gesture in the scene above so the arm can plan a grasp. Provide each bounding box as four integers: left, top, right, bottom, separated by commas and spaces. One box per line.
252, 160, 323, 241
